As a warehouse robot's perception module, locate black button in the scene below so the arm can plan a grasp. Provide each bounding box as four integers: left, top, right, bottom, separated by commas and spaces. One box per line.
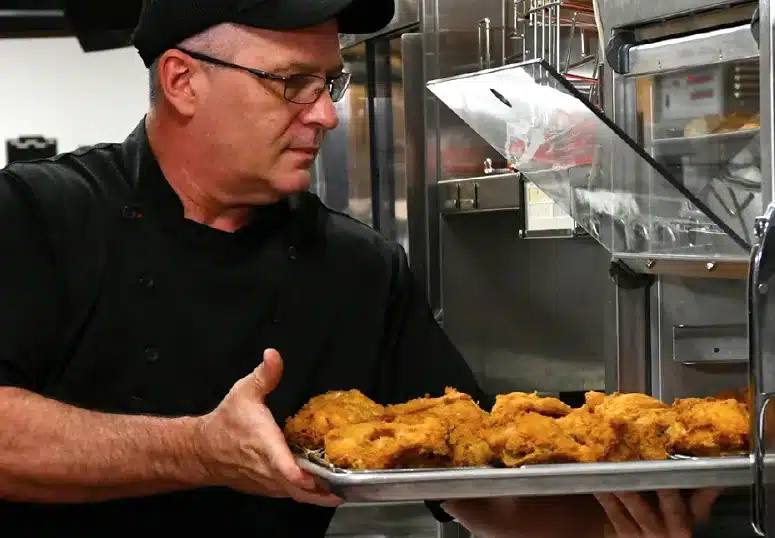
138, 275, 155, 289
288, 246, 298, 260
144, 347, 160, 363
122, 205, 141, 219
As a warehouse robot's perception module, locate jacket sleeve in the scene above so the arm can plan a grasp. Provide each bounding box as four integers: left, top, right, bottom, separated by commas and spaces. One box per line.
0, 171, 67, 391
375, 242, 492, 409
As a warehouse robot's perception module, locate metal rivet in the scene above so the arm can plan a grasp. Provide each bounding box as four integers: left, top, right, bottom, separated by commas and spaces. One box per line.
760, 283, 769, 294
645, 260, 656, 269
144, 347, 160, 363
121, 205, 141, 219
706, 262, 716, 272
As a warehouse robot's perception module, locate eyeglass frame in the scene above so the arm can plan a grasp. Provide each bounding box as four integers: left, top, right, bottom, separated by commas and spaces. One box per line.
174, 46, 352, 104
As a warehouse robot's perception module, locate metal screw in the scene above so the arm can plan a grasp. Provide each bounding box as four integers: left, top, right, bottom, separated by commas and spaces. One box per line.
760, 283, 769, 294
706, 262, 716, 272
645, 260, 656, 269
755, 216, 768, 239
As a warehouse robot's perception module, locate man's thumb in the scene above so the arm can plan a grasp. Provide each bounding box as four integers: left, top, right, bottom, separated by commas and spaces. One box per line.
251, 349, 284, 397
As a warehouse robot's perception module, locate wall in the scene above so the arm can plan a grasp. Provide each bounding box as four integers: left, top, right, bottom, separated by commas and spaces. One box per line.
0, 37, 148, 165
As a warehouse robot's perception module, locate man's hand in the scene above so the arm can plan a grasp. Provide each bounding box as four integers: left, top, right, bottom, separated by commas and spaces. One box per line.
444, 489, 721, 538
595, 489, 721, 537
193, 349, 343, 507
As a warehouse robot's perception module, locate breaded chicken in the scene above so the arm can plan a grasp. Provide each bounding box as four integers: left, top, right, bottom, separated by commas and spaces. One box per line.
490, 392, 573, 423
384, 387, 476, 416
557, 407, 622, 462
668, 397, 749, 456
284, 390, 385, 449
585, 392, 674, 460
323, 415, 451, 470
482, 412, 591, 467
386, 388, 493, 467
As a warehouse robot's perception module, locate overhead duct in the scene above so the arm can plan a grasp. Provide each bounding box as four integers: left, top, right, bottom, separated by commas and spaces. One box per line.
0, 0, 67, 34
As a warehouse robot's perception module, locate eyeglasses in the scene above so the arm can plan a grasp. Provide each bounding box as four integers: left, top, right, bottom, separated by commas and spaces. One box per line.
175, 47, 351, 105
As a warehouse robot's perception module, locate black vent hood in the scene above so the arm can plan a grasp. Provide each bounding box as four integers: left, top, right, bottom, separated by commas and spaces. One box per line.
0, 0, 142, 53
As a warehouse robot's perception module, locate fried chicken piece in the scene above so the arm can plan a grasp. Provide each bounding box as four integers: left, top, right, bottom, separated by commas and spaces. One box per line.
482, 412, 592, 467
387, 388, 493, 467
490, 392, 573, 423
323, 415, 451, 470
557, 407, 622, 462
667, 398, 749, 457
714, 387, 752, 410
384, 387, 474, 416
284, 390, 385, 450
585, 392, 674, 460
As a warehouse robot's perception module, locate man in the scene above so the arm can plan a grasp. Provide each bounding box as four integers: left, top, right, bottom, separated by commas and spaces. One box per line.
0, 0, 719, 535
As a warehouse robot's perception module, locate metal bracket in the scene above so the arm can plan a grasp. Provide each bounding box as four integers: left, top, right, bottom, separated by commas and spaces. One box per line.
609, 258, 654, 290
605, 30, 636, 75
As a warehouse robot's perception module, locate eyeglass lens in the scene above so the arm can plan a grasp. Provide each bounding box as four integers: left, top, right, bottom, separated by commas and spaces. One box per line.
284, 73, 352, 104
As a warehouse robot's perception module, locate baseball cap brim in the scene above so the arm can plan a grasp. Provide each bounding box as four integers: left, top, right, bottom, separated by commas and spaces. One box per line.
235, 0, 395, 35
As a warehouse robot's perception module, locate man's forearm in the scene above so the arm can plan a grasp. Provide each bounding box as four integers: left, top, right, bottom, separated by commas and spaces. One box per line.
0, 387, 209, 502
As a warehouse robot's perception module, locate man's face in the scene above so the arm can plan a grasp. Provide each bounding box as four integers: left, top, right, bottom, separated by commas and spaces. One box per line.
191, 22, 343, 203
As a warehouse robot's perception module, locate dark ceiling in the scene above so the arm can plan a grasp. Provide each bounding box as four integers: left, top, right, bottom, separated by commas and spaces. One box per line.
0, 0, 142, 50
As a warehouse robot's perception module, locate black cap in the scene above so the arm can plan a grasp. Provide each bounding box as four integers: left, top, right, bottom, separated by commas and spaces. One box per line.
132, 0, 396, 67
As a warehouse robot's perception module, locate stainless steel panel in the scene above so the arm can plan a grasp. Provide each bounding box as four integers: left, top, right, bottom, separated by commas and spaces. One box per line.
613, 285, 650, 393
616, 256, 749, 279
672, 323, 748, 364
597, 0, 746, 32
628, 25, 759, 76
402, 33, 432, 296
440, 213, 612, 395
761, 0, 775, 208
477, 174, 522, 211
372, 37, 409, 247
438, 173, 522, 213
339, 0, 419, 47
319, 43, 374, 226
651, 276, 748, 402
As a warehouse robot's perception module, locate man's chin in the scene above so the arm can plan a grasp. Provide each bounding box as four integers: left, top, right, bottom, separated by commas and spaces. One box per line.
274, 169, 312, 195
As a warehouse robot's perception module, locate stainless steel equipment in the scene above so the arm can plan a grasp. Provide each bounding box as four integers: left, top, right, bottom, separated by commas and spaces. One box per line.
313, 0, 775, 535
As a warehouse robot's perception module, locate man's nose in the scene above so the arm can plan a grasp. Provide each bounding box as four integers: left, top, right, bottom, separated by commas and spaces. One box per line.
301, 91, 339, 130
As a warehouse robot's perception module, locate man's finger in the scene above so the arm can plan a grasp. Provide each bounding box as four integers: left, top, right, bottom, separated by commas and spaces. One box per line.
264, 434, 316, 490
656, 490, 691, 538
286, 484, 344, 507
250, 349, 284, 398
595, 493, 640, 537
689, 488, 722, 524
615, 492, 665, 536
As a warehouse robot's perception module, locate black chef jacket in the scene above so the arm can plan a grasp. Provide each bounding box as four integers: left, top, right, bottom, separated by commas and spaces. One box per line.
0, 120, 487, 536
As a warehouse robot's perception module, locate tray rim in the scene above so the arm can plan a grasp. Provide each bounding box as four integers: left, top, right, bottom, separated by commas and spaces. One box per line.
297, 454, 753, 486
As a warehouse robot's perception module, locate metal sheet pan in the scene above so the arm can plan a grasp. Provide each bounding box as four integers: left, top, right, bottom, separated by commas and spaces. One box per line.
297, 456, 753, 502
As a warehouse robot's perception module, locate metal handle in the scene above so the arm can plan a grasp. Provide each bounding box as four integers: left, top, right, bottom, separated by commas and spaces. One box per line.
477, 18, 492, 70
750, 205, 775, 536
753, 393, 775, 536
